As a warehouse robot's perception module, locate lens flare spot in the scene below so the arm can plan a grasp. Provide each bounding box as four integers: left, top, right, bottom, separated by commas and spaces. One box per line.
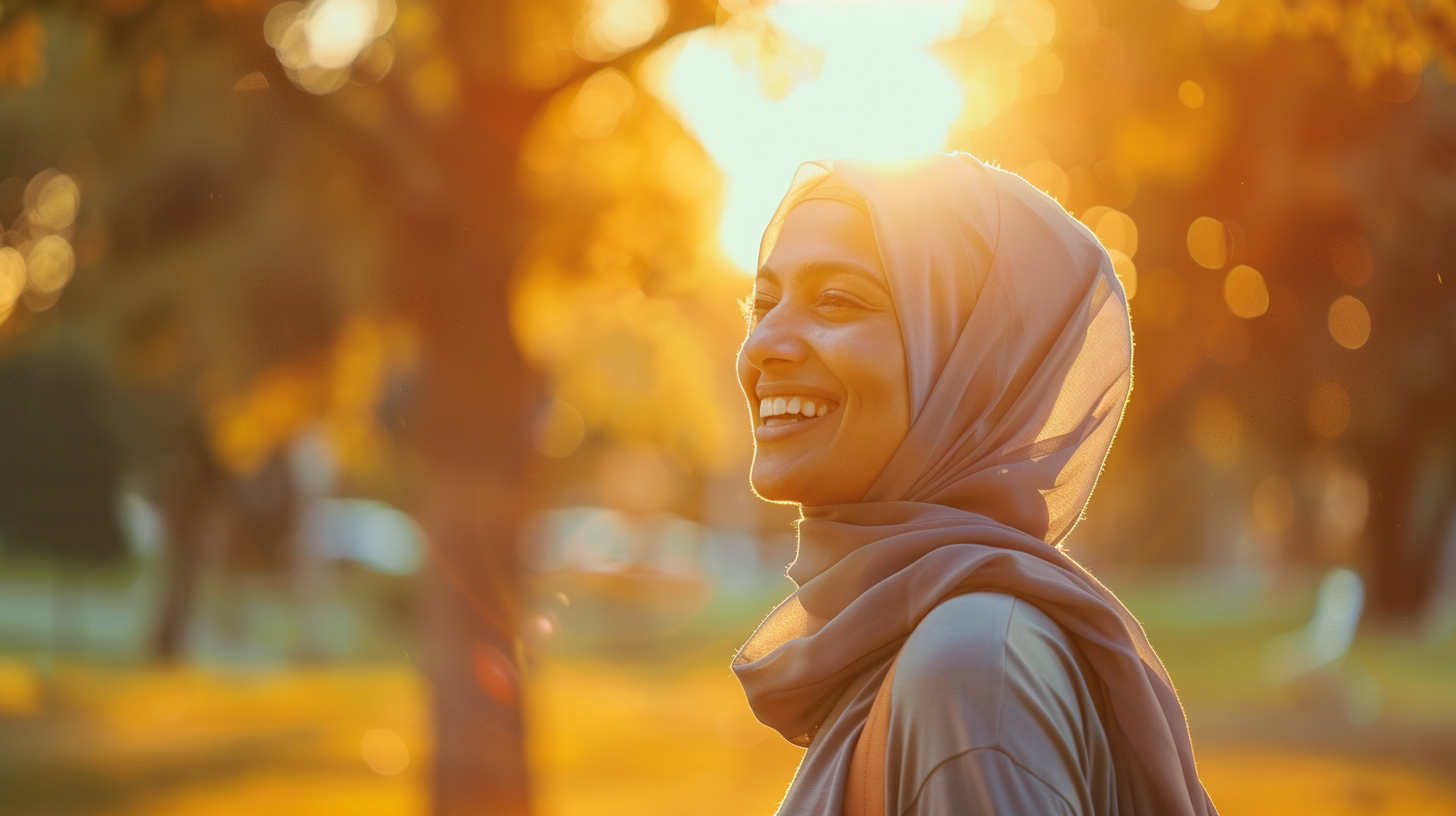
471, 642, 519, 705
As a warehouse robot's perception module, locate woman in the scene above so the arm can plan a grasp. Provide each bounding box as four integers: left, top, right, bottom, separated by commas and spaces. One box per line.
732, 153, 1217, 816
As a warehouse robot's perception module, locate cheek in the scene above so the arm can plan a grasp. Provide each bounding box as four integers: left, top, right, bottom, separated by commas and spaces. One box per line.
821, 324, 908, 418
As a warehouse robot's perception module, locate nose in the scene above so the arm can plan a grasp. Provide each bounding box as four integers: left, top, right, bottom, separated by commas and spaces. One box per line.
741, 303, 809, 372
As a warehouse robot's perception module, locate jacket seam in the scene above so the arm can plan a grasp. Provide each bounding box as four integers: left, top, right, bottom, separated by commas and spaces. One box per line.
897, 745, 1078, 816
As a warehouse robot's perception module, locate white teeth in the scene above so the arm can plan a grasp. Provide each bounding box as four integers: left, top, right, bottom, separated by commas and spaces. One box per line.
758, 396, 836, 419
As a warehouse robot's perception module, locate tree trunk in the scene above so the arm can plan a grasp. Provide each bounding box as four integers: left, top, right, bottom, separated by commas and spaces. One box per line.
1363, 429, 1456, 626
152, 426, 224, 663
400, 79, 537, 810
420, 473, 532, 816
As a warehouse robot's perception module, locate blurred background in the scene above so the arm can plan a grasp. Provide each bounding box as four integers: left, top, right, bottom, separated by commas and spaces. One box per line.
0, 0, 1454, 814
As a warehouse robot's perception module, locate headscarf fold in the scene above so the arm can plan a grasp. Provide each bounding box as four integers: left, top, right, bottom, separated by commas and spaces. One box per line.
733, 154, 1216, 816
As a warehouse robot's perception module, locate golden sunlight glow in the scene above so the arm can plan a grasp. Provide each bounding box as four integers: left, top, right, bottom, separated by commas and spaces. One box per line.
1223, 264, 1267, 318
663, 0, 966, 271
266, 0, 396, 93
307, 0, 381, 68
578, 0, 669, 61
1328, 294, 1370, 349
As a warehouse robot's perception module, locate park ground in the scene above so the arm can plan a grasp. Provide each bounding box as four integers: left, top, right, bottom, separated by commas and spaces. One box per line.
2, 574, 1455, 816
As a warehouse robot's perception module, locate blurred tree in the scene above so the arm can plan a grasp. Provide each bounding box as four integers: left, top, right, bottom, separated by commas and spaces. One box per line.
0, 348, 127, 568
0, 0, 722, 812
945, 0, 1456, 624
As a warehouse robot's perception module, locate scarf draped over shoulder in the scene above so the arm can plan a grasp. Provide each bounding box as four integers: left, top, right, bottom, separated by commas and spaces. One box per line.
732, 153, 1216, 816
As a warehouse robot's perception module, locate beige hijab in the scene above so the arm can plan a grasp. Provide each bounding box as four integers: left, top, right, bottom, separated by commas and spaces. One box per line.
733, 154, 1216, 816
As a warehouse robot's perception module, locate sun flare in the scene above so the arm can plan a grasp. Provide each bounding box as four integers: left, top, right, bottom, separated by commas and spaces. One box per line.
664, 0, 967, 271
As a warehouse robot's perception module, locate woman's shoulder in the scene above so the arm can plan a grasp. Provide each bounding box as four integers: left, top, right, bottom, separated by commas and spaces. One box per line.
886, 592, 1116, 816
898, 591, 1079, 681
892, 591, 1093, 737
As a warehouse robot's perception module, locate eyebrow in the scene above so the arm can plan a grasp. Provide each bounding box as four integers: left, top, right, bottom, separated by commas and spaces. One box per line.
756, 260, 889, 293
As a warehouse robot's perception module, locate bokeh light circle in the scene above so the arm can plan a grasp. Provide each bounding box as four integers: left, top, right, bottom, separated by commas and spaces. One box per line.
1107, 248, 1137, 299
1094, 209, 1137, 258
1178, 80, 1205, 109
360, 728, 410, 776
1307, 380, 1351, 439
535, 398, 587, 458
31, 174, 80, 232
0, 247, 25, 312
1187, 216, 1228, 269
26, 234, 75, 294
1223, 264, 1268, 318
1328, 295, 1370, 349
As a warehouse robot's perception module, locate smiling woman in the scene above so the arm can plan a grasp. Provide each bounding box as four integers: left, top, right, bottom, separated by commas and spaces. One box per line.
739, 192, 908, 507
730, 154, 1218, 816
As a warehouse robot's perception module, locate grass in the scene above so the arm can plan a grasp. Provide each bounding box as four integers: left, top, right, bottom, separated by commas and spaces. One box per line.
1, 575, 1455, 814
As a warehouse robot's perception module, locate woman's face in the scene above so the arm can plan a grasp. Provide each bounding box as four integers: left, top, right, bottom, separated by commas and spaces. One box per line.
738, 198, 910, 506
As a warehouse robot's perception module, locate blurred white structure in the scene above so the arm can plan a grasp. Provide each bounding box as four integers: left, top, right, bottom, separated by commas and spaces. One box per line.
302, 498, 424, 576
1261, 567, 1365, 685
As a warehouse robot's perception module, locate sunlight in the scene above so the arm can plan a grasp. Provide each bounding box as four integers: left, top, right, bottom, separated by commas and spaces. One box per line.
663, 0, 966, 271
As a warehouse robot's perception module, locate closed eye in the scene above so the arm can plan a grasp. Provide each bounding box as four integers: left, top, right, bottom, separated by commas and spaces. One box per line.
816, 289, 876, 311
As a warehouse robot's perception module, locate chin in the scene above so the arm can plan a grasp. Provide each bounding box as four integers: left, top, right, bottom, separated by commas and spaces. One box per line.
748, 472, 799, 505
748, 458, 807, 505
749, 454, 844, 506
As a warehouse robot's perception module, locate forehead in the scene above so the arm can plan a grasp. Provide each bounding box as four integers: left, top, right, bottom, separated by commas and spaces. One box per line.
761, 198, 882, 280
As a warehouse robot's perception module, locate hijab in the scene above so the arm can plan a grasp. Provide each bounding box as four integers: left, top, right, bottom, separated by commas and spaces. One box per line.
732, 153, 1216, 816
